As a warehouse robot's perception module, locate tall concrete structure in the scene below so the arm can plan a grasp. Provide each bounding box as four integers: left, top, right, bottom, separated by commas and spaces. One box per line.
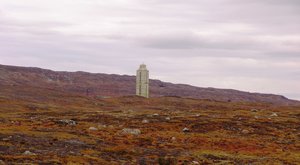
136, 64, 149, 98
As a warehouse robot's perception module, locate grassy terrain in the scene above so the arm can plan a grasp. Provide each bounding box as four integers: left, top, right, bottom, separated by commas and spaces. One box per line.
0, 89, 299, 164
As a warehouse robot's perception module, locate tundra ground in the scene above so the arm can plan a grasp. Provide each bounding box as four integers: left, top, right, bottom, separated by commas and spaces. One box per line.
0, 92, 299, 164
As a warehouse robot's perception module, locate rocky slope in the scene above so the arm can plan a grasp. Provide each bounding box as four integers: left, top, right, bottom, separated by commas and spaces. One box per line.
0, 64, 299, 105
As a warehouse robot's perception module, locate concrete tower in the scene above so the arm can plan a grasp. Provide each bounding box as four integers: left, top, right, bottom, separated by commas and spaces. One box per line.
136, 64, 149, 98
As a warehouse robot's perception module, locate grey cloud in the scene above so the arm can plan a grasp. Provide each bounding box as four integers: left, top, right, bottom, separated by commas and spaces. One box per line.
264, 51, 300, 58
228, 0, 300, 6
138, 33, 201, 49
0, 0, 299, 100
136, 33, 271, 51
158, 0, 300, 34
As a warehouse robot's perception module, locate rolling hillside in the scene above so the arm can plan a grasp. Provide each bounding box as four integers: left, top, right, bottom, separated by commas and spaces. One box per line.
0, 64, 299, 105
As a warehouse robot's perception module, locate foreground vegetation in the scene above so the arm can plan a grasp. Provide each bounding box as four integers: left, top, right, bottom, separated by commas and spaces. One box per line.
0, 89, 299, 164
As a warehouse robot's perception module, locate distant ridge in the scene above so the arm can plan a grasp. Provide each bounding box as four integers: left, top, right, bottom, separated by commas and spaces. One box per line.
0, 64, 299, 105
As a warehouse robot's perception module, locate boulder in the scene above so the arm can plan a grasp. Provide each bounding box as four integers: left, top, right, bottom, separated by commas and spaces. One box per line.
122, 128, 141, 135
56, 119, 77, 126
182, 127, 190, 133
142, 119, 149, 123
242, 129, 250, 134
192, 161, 200, 165
98, 124, 107, 128
23, 150, 36, 155
108, 125, 114, 128
270, 112, 278, 117
66, 139, 86, 145
171, 137, 176, 141
88, 127, 98, 131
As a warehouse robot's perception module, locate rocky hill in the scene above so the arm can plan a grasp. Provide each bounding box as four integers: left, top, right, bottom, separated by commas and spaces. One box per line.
0, 64, 299, 105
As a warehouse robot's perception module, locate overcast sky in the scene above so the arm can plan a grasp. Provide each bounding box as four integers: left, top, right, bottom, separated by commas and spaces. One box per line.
0, 0, 299, 100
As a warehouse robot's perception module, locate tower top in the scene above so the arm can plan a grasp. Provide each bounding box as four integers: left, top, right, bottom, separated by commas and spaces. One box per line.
139, 64, 147, 70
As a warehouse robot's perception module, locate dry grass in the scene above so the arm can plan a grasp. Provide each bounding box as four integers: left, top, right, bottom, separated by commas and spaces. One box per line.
0, 93, 299, 164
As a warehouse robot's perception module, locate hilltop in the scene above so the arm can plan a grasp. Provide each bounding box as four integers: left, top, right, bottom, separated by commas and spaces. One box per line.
0, 64, 299, 105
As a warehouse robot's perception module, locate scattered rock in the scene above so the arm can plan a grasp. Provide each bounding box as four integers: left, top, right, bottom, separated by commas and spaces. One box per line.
192, 161, 200, 164
242, 129, 250, 134
66, 139, 86, 145
142, 119, 149, 123
165, 117, 171, 121
254, 116, 259, 119
122, 128, 141, 135
182, 127, 190, 133
153, 113, 159, 116
56, 119, 77, 126
0, 160, 5, 165
270, 112, 278, 117
98, 124, 107, 128
88, 127, 98, 131
2, 136, 12, 141
69, 151, 76, 155
171, 137, 176, 141
251, 109, 258, 112
195, 114, 200, 117
23, 150, 36, 155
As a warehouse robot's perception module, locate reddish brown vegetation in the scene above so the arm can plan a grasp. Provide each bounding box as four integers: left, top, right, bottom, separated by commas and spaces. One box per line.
0, 87, 299, 164
0, 64, 299, 164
